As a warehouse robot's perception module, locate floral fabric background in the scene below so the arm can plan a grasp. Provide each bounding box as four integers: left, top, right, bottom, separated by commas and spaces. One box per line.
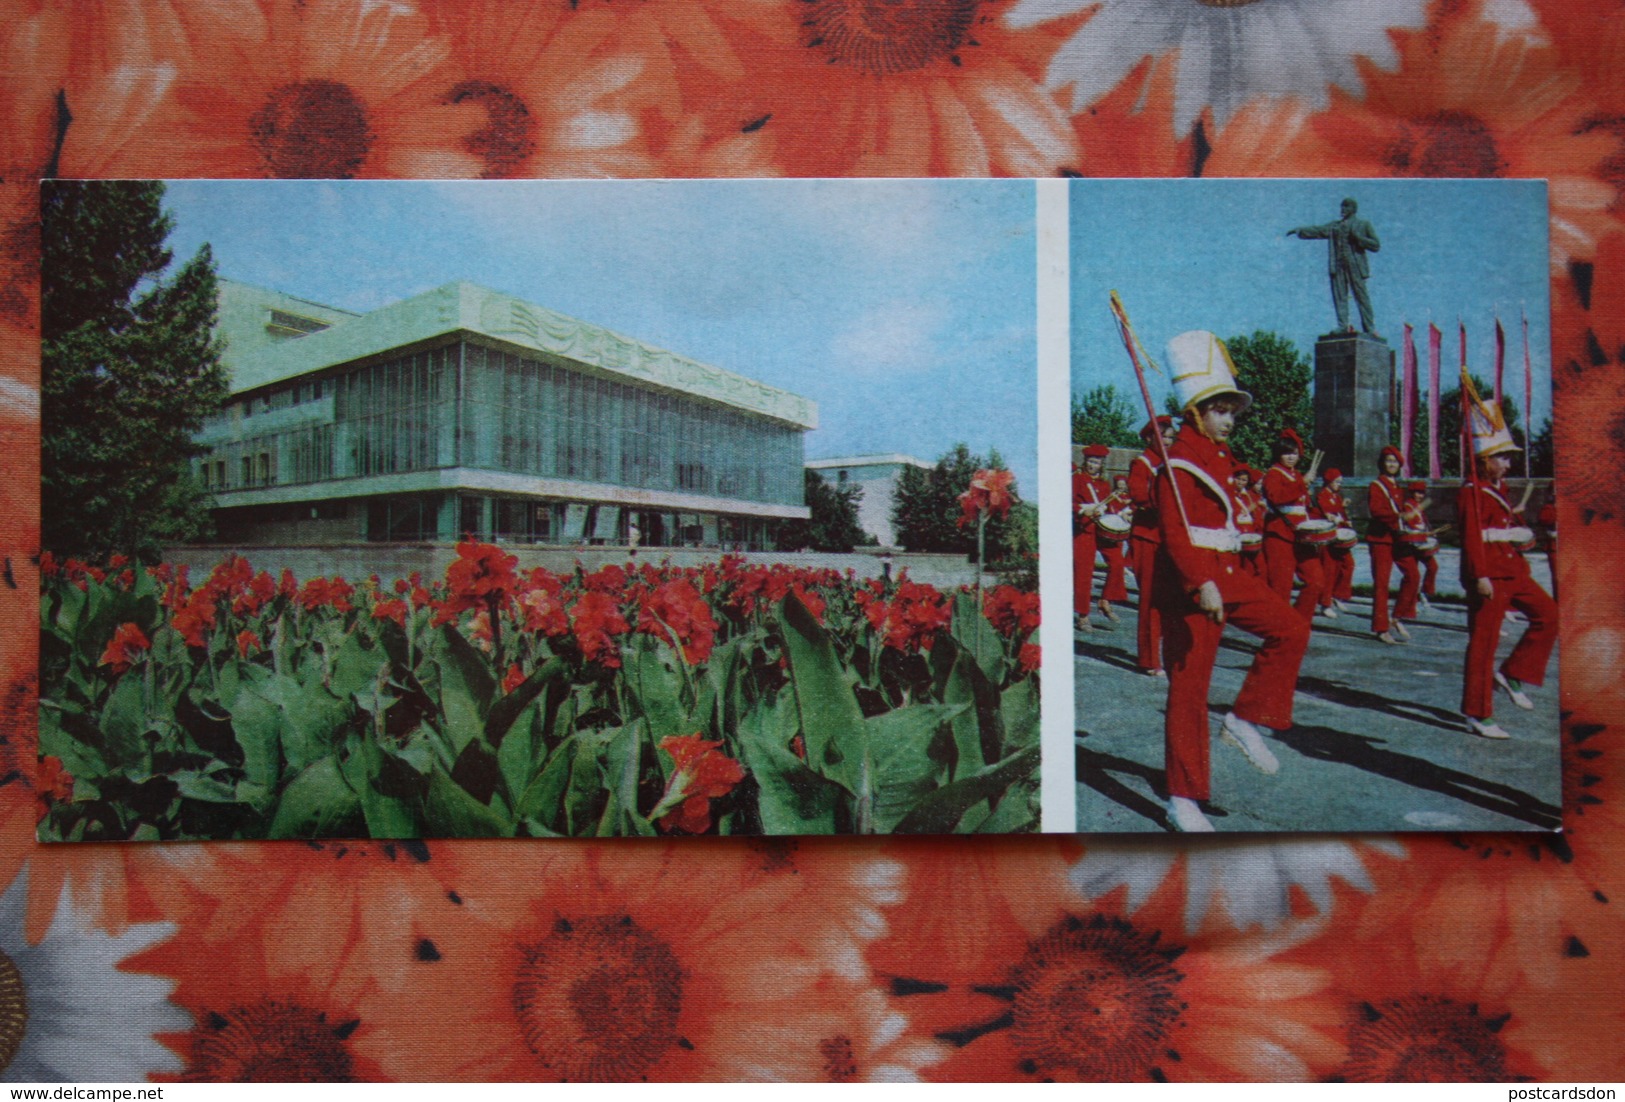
1, 0, 1623, 1082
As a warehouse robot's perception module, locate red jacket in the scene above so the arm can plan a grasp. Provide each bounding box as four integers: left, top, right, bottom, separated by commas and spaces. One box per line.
1154, 423, 1243, 596
1127, 452, 1162, 544
1366, 476, 1405, 544
1073, 469, 1111, 533
1313, 487, 1349, 526
1458, 479, 1533, 582
1262, 464, 1312, 541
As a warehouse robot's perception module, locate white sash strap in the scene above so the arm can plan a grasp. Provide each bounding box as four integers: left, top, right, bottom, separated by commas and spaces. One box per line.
1189, 527, 1242, 553
1483, 527, 1534, 544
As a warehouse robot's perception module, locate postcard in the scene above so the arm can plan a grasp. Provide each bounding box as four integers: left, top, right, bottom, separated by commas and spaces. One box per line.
1070, 178, 1557, 834
37, 177, 1048, 839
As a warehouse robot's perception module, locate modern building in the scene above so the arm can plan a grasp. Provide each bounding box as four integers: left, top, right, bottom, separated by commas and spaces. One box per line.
193, 279, 815, 550
804, 453, 931, 548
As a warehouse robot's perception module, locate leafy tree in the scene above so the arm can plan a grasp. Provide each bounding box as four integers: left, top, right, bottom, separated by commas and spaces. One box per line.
1527, 416, 1553, 478
1223, 331, 1314, 470
42, 180, 227, 561
891, 443, 1020, 559
778, 469, 868, 552
1401, 373, 1521, 479
1071, 384, 1141, 448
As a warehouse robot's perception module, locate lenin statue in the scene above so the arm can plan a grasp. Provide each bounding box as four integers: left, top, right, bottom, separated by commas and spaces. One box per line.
1288, 197, 1381, 336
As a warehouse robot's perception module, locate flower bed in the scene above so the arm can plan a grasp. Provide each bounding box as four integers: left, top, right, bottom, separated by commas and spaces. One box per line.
38, 543, 1040, 840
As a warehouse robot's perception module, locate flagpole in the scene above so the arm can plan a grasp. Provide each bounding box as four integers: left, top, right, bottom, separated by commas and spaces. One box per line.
1108, 291, 1192, 537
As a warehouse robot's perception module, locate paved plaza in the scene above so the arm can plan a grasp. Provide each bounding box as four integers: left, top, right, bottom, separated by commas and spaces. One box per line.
1075, 548, 1560, 833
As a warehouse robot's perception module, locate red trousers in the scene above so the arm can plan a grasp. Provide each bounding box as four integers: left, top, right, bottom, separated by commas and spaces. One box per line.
1264, 534, 1326, 622
1462, 574, 1558, 719
1073, 533, 1097, 614
1132, 537, 1162, 672
1418, 552, 1438, 598
1368, 541, 1419, 632
1158, 556, 1311, 801
1100, 538, 1130, 601
1321, 548, 1354, 603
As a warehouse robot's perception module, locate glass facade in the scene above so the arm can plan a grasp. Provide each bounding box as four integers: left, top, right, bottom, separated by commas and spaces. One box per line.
196, 336, 804, 546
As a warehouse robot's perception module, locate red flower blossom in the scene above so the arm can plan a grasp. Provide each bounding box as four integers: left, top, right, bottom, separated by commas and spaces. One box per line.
863, 580, 953, 654
371, 598, 408, 628
235, 630, 261, 659
1018, 643, 1041, 674
569, 590, 630, 667
518, 587, 570, 637
298, 576, 355, 614
582, 563, 629, 594
232, 570, 278, 617
39, 550, 58, 577
984, 585, 1041, 638
653, 735, 745, 834
37, 755, 74, 803
171, 590, 217, 648
278, 568, 299, 599
98, 622, 150, 674
502, 663, 526, 694
957, 467, 1016, 528
637, 578, 719, 665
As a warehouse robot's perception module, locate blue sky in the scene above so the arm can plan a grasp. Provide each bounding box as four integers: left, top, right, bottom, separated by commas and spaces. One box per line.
1070, 178, 1553, 433
163, 179, 1040, 495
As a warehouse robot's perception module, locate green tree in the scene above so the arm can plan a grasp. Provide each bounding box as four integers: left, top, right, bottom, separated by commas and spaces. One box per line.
1071, 384, 1140, 448
778, 469, 869, 552
1527, 416, 1553, 478
42, 180, 227, 561
891, 443, 1020, 558
1224, 331, 1314, 470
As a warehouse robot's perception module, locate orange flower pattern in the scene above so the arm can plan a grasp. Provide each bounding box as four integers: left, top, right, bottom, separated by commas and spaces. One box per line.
5, 0, 1625, 1083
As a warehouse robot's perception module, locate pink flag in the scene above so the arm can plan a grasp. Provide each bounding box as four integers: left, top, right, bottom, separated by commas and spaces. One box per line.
1402, 323, 1417, 474
1494, 317, 1506, 406
1523, 311, 1533, 477
1428, 322, 1442, 479
1458, 321, 1468, 476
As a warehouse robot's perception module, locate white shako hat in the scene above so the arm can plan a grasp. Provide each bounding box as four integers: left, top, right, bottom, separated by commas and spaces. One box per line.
1468, 396, 1520, 458
1166, 330, 1253, 415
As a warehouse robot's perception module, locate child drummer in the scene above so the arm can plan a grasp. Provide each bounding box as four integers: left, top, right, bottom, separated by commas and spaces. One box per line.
1458, 389, 1557, 739
1153, 331, 1311, 832
1073, 443, 1114, 631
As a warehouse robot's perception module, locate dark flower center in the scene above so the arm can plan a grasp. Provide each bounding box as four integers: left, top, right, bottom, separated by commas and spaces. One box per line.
1385, 111, 1504, 178
802, 0, 981, 75
249, 80, 376, 179
0, 950, 27, 1073
820, 1034, 858, 1081
187, 1000, 358, 1082
1340, 995, 1514, 1081
1007, 915, 1186, 1080
513, 914, 684, 1081
443, 81, 538, 178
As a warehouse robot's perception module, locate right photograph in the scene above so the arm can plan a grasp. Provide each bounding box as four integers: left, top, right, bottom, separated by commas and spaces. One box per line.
1070, 178, 1557, 834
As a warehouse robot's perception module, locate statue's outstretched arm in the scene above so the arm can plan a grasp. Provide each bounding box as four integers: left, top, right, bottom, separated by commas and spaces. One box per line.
1290, 222, 1333, 239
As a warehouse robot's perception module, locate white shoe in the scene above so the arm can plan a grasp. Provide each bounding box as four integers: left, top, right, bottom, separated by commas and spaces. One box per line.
1418, 595, 1431, 611
1495, 671, 1535, 710
1375, 630, 1400, 645
1220, 713, 1281, 775
1168, 796, 1216, 833
1392, 621, 1411, 642
1466, 715, 1512, 740
1075, 614, 1094, 634
1334, 599, 1353, 613
1320, 605, 1338, 620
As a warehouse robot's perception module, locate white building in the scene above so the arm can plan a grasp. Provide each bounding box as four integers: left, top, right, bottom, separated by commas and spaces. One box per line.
804, 454, 932, 549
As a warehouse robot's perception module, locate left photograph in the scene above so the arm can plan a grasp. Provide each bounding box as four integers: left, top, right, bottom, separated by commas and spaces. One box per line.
37, 178, 1042, 840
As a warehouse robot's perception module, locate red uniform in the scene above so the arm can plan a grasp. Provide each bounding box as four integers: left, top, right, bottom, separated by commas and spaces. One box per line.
1313, 486, 1355, 605
1155, 424, 1310, 802
1366, 475, 1419, 633
1458, 479, 1557, 719
1396, 494, 1434, 610
1128, 452, 1164, 672
1262, 463, 1326, 621
1072, 467, 1111, 615
1099, 489, 1132, 601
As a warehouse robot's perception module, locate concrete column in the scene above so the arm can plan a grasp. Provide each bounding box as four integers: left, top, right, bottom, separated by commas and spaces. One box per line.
1313, 333, 1396, 478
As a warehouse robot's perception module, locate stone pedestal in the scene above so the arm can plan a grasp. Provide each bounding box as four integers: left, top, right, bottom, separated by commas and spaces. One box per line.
1313, 332, 1395, 478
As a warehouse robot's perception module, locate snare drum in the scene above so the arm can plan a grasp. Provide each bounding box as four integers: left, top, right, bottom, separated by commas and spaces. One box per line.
1334, 526, 1358, 551
1295, 519, 1336, 546
1240, 532, 1264, 552
1418, 536, 1439, 557
1096, 514, 1132, 542
1397, 529, 1431, 546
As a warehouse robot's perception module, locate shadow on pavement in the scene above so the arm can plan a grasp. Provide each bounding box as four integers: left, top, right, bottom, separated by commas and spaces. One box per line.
1293, 674, 1468, 732
1272, 722, 1561, 829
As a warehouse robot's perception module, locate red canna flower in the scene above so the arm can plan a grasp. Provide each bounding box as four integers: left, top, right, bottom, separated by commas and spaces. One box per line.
637, 578, 719, 665
653, 735, 745, 835
236, 630, 262, 659
279, 567, 299, 599
518, 587, 570, 637
371, 597, 408, 628
445, 539, 519, 608
863, 580, 952, 654
39, 550, 58, 577
35, 755, 74, 823
1018, 642, 1041, 674
569, 590, 630, 668
98, 622, 151, 674
298, 576, 355, 614
958, 467, 1017, 528
984, 585, 1041, 638
502, 663, 526, 694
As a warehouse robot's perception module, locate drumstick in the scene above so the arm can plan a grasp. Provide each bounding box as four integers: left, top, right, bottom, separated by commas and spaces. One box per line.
1304, 448, 1323, 486
1514, 480, 1535, 514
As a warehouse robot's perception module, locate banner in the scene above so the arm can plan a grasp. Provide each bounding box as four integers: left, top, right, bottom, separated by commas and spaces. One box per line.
1495, 316, 1506, 406
1428, 321, 1443, 479
1402, 322, 1417, 474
